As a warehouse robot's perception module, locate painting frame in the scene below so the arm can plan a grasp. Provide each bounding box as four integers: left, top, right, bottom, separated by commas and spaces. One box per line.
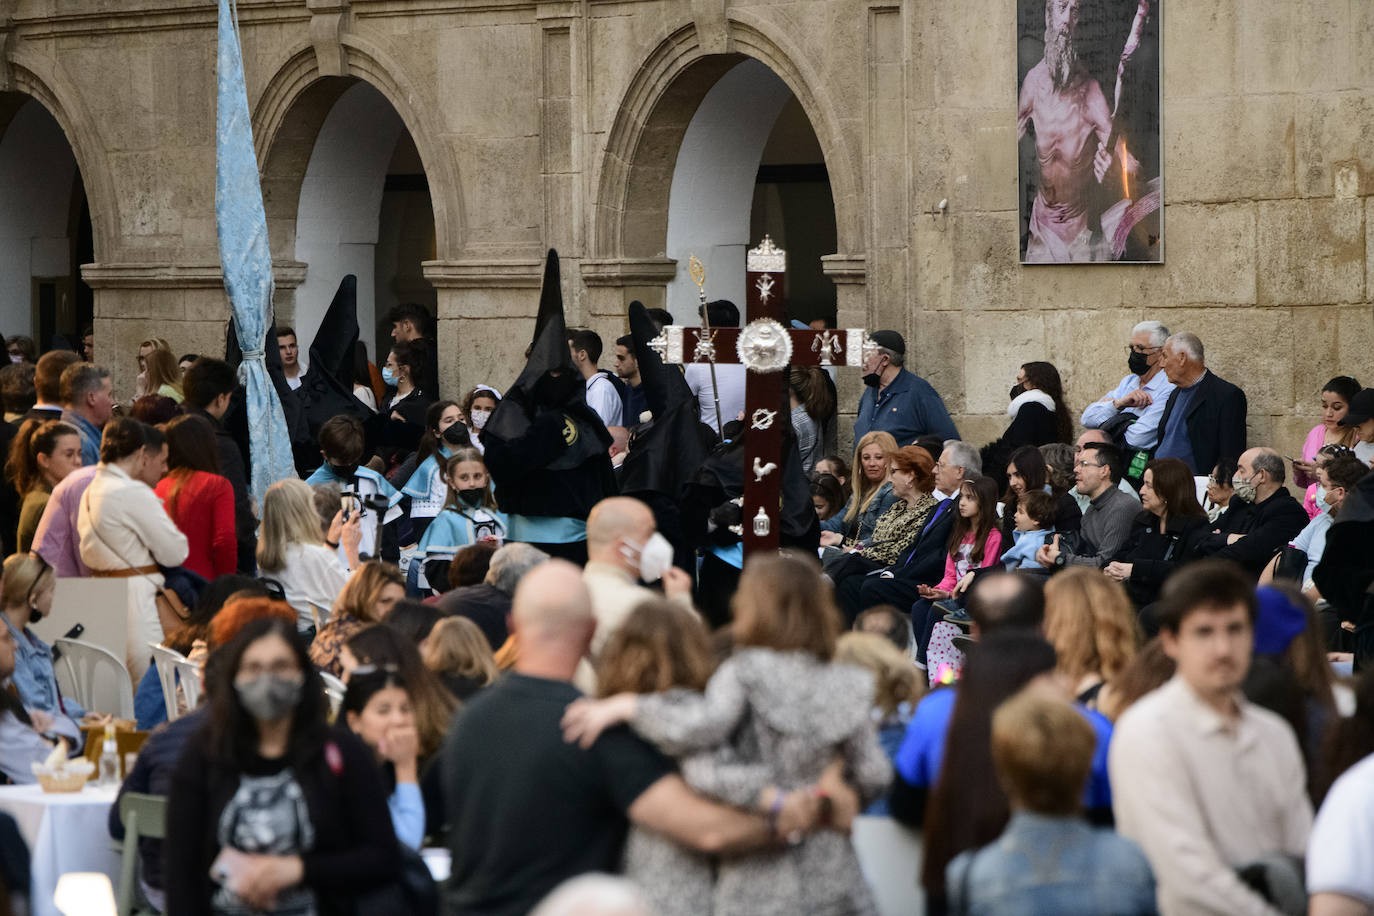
1017, 0, 1164, 265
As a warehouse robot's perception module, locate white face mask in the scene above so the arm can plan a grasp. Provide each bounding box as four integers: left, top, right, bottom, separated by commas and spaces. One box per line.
470, 409, 491, 430
620, 532, 674, 583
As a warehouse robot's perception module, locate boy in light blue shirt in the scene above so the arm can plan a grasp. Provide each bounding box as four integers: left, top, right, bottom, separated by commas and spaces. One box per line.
1001, 489, 1056, 570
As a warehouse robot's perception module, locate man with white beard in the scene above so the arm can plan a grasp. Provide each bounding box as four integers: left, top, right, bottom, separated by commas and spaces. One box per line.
1017, 0, 1120, 262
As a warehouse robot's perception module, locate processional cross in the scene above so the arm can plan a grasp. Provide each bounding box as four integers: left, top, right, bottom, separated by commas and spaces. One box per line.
650, 237, 872, 556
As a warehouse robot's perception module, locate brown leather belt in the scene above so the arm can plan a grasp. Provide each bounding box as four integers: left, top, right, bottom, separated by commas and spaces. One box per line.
90, 565, 159, 578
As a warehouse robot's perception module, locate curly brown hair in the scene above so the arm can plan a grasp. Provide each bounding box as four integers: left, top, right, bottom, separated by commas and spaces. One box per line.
1044, 568, 1140, 687
732, 552, 842, 661
596, 599, 715, 697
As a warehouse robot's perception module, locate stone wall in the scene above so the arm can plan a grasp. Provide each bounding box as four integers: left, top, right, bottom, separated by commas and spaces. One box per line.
907, 0, 1374, 461
3, 0, 1369, 464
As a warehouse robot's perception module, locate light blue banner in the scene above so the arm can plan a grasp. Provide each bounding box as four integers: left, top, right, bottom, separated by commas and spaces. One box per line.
216, 0, 294, 507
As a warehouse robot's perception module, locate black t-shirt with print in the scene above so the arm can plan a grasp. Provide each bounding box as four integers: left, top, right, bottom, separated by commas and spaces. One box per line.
442, 673, 673, 916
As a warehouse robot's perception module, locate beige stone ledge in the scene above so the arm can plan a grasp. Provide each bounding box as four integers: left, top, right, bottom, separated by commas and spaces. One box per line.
579, 257, 677, 287
12, 2, 308, 38
82, 261, 307, 290
422, 258, 546, 288
821, 254, 867, 285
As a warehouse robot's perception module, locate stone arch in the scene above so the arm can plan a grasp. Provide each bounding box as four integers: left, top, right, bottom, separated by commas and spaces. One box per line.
593, 16, 862, 265
5, 51, 119, 261
253, 38, 463, 360
253, 38, 464, 261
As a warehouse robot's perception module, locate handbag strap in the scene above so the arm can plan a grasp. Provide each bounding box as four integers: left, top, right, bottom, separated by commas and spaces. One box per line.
81, 483, 172, 594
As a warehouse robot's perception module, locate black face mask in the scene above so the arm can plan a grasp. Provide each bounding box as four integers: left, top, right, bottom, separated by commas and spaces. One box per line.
1127, 350, 1150, 377
330, 462, 358, 480
458, 487, 486, 505
441, 423, 469, 447
862, 372, 881, 388
29, 606, 41, 625
1010, 383, 1025, 401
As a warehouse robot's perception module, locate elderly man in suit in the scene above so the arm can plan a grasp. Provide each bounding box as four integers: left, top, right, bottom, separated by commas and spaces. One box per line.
1151, 332, 1247, 475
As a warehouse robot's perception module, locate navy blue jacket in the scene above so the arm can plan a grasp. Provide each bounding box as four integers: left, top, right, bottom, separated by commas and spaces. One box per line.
854, 369, 958, 446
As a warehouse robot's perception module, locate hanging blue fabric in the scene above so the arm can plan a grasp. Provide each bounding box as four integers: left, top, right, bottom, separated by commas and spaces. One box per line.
216, 0, 294, 507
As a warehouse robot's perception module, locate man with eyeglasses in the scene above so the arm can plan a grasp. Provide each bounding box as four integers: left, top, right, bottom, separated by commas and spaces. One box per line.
1036, 443, 1139, 570
1080, 321, 1175, 452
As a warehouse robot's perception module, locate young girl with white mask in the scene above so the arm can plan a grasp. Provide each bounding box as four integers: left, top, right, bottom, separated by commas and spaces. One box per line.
460, 385, 501, 454
413, 449, 507, 593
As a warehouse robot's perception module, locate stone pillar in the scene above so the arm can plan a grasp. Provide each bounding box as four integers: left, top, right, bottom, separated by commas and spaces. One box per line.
823, 254, 867, 453
425, 257, 544, 401
82, 260, 306, 398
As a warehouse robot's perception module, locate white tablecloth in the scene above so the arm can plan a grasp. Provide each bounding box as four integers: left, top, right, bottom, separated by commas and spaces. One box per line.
0, 783, 120, 916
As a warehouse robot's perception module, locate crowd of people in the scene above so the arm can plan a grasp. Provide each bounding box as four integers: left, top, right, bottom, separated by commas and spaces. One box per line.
0, 304, 1372, 916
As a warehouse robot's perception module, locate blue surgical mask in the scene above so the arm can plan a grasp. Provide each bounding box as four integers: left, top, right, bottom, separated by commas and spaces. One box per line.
381, 367, 397, 386
1316, 485, 1331, 512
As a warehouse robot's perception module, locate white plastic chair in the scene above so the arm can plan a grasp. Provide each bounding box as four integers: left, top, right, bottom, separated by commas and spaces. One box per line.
319, 671, 346, 719
54, 638, 135, 719
148, 643, 186, 722
172, 657, 204, 711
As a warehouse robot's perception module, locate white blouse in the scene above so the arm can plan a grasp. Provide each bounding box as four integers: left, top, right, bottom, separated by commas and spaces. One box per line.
268, 542, 350, 631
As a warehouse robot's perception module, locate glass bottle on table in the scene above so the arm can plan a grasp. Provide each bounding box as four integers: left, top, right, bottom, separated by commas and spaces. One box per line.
98, 724, 119, 786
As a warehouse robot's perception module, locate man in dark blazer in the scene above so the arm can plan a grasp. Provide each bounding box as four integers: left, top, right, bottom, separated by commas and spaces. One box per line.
835, 496, 958, 621
1151, 332, 1247, 475
25, 349, 80, 423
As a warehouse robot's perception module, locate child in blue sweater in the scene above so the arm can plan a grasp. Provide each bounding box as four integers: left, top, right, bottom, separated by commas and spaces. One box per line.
1000, 489, 1056, 570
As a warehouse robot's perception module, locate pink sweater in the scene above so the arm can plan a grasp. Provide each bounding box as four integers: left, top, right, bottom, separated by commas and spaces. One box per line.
936, 529, 1004, 592
1299, 424, 1326, 520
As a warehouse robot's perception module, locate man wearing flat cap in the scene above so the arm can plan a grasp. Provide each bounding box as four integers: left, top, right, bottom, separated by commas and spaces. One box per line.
854, 330, 959, 445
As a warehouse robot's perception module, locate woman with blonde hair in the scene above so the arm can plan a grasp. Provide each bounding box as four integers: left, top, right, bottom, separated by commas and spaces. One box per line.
310, 561, 405, 676
134, 337, 171, 399
0, 552, 82, 743
820, 430, 898, 547
836, 631, 923, 815
565, 554, 892, 916
143, 348, 184, 404
1043, 567, 1140, 710
422, 616, 499, 700
257, 478, 360, 633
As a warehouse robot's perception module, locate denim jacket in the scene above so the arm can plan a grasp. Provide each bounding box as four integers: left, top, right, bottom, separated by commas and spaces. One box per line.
3, 617, 83, 740
947, 812, 1157, 916
1001, 528, 1051, 570
821, 481, 897, 542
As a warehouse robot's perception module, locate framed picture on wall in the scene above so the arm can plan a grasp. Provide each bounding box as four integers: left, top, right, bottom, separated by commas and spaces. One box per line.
1017, 0, 1162, 264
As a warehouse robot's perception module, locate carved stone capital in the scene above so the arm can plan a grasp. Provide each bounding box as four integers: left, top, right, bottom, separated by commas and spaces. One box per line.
821, 254, 868, 285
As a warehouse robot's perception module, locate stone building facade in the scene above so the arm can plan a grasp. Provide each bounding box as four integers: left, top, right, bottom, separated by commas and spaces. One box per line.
2, 0, 1371, 459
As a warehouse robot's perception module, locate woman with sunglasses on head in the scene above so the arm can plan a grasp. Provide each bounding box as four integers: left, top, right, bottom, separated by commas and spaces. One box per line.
0, 552, 83, 744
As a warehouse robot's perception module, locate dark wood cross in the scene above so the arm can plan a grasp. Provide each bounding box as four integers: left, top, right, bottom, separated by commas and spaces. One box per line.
650, 237, 871, 556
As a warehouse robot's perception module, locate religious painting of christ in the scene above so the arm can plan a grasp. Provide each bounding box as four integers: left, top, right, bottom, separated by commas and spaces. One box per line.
1017, 0, 1162, 264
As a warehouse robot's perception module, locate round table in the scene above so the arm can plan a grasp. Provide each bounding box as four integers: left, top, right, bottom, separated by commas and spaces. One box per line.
0, 782, 121, 916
